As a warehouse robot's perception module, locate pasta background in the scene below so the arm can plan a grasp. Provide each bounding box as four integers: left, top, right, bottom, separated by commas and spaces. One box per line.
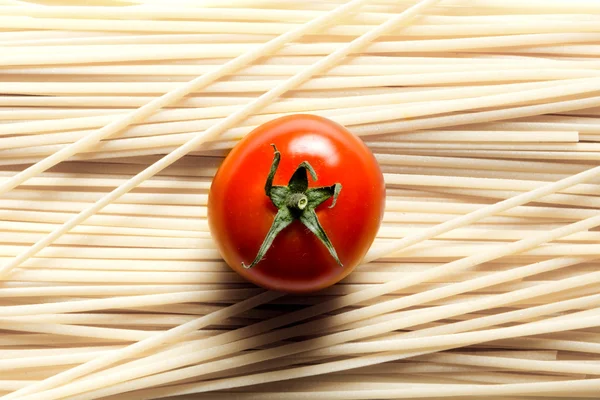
2, 0, 600, 398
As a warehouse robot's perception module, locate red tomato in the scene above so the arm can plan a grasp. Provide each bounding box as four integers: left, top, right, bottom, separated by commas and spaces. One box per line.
208, 114, 385, 293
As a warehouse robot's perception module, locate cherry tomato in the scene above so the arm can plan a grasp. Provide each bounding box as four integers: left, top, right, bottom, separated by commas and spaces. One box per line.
208, 114, 385, 293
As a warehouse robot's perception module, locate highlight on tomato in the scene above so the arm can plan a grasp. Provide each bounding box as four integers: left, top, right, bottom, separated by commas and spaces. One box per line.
208, 114, 385, 293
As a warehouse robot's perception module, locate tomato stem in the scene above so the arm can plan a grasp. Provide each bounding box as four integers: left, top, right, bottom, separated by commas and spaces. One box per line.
287, 193, 308, 210
242, 145, 343, 270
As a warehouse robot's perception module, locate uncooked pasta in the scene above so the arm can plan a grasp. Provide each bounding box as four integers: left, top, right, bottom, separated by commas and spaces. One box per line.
2, 0, 600, 399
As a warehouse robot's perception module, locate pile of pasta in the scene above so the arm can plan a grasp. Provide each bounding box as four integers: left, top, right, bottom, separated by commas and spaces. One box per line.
2, 0, 600, 398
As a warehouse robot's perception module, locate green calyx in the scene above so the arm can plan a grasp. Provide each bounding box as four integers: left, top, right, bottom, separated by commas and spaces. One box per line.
242, 144, 343, 269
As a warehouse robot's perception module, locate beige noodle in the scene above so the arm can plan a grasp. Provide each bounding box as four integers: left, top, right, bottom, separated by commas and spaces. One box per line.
3, 0, 600, 399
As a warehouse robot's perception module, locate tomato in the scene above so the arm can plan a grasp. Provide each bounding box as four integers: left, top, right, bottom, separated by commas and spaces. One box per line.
208, 114, 385, 293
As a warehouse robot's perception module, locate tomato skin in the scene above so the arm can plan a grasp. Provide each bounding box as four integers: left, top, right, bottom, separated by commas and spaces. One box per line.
208, 114, 385, 293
